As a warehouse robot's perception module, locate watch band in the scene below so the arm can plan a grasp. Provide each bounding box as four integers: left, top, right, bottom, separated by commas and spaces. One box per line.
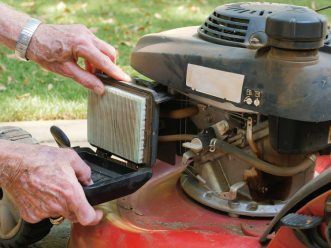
15, 18, 42, 61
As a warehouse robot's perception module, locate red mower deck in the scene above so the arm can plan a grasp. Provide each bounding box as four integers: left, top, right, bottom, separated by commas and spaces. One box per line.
69, 156, 331, 248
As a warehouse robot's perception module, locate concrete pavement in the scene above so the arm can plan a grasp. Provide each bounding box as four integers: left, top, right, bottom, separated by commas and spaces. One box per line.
0, 119, 89, 147
0, 119, 90, 247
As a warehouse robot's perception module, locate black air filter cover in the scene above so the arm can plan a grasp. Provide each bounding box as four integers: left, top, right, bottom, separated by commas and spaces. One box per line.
266, 7, 327, 50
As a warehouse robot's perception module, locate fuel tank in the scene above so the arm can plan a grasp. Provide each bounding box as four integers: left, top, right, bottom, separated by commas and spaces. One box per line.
131, 26, 331, 122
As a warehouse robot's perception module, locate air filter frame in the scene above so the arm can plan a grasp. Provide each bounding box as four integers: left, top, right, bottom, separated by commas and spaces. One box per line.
88, 76, 164, 167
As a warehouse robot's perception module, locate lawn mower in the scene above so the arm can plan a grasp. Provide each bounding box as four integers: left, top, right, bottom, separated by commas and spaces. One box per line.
67, 2, 331, 247
1, 2, 331, 248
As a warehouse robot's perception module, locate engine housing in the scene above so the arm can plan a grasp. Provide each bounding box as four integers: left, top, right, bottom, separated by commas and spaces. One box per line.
131, 2, 331, 154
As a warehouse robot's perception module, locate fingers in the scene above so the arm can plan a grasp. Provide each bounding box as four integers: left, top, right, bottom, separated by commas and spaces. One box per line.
62, 61, 105, 95
74, 44, 131, 82
44, 178, 102, 226
60, 161, 102, 225
94, 38, 117, 64
20, 185, 103, 226
28, 23, 130, 92
68, 182, 103, 226
66, 149, 92, 186
4, 144, 102, 226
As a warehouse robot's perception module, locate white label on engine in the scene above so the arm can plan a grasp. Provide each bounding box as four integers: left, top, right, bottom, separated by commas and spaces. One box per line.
186, 64, 244, 103
328, 126, 331, 144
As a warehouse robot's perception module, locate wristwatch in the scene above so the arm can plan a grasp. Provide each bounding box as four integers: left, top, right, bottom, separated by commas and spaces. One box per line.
15, 18, 42, 61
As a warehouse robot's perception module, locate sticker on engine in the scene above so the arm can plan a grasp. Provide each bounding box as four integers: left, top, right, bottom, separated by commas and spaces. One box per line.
328, 126, 331, 144
186, 64, 244, 103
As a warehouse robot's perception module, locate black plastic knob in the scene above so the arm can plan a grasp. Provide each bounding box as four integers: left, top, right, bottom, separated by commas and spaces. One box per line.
266, 6, 327, 50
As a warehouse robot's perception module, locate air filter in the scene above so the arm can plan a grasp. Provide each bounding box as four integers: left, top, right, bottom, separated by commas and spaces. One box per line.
87, 80, 158, 165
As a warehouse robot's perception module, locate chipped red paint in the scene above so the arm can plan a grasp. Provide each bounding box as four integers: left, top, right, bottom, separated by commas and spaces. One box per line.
316, 155, 331, 174
69, 156, 331, 248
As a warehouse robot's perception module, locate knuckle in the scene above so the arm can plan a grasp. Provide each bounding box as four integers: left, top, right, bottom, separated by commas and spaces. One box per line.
73, 41, 88, 55
62, 185, 75, 200
64, 149, 78, 161
66, 148, 76, 156
48, 202, 64, 216
77, 37, 88, 47
35, 209, 49, 220
108, 45, 117, 56
76, 24, 88, 32
73, 27, 93, 45
71, 24, 89, 36
21, 210, 40, 224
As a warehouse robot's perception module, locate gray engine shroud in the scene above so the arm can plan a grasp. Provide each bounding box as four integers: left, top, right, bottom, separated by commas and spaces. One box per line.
131, 26, 331, 122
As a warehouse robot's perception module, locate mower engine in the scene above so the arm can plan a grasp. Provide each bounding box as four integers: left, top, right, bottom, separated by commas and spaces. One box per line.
87, 2, 331, 219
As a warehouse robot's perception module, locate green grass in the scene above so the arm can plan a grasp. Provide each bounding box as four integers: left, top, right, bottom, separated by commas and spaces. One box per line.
0, 0, 330, 121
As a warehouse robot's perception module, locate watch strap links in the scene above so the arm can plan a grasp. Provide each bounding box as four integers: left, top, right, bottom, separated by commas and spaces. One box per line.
15, 18, 42, 61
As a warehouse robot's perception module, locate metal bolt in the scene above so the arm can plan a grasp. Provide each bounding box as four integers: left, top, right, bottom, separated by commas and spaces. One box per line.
209, 138, 217, 152
228, 200, 240, 209
228, 213, 239, 218
134, 210, 144, 216
254, 99, 260, 107
246, 202, 258, 211
250, 37, 262, 45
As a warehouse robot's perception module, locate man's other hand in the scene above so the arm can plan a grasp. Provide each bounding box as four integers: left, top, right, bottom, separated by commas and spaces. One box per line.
0, 140, 102, 226
26, 24, 131, 95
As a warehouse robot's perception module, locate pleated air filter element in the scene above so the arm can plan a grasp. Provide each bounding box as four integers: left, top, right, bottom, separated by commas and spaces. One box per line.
88, 84, 153, 164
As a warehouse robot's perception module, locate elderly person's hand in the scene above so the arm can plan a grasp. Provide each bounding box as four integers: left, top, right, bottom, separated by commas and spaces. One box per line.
0, 3, 130, 226
0, 3, 130, 96
0, 140, 101, 225
26, 24, 130, 95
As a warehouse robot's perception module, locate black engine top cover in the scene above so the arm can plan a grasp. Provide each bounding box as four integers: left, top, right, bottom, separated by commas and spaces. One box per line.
131, 3, 331, 123
198, 2, 327, 49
